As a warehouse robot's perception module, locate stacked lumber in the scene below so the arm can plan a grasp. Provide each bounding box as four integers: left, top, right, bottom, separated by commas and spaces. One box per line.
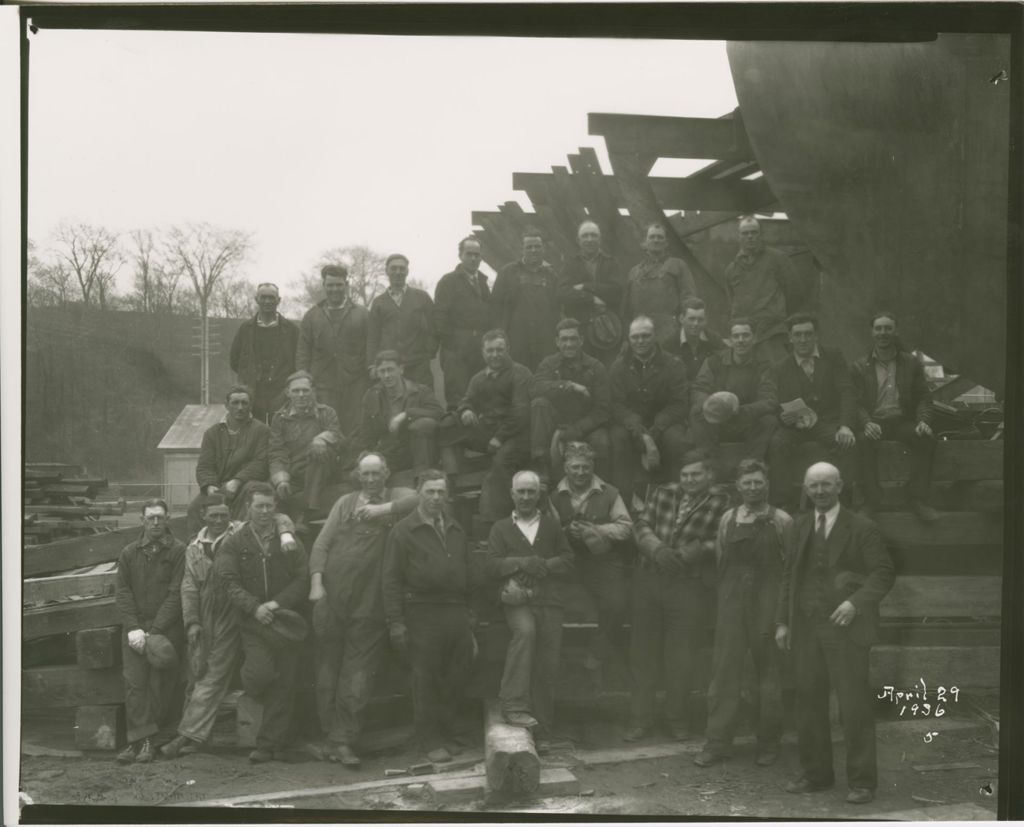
24, 462, 124, 545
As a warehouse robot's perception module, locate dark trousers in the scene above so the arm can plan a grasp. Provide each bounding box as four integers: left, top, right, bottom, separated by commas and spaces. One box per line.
704, 568, 782, 752
239, 630, 300, 751
373, 417, 439, 474
441, 423, 529, 521
278, 452, 334, 517
402, 360, 435, 392
688, 409, 777, 465
768, 421, 855, 509
314, 617, 386, 746
320, 376, 369, 440
440, 344, 484, 411
406, 603, 475, 750
530, 397, 611, 479
629, 565, 707, 730
858, 417, 935, 505
610, 422, 689, 507
792, 613, 877, 790
499, 604, 564, 733
579, 553, 631, 665
122, 637, 180, 744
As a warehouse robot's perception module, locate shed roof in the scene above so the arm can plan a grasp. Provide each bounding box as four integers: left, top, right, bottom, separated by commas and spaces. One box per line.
157, 404, 225, 451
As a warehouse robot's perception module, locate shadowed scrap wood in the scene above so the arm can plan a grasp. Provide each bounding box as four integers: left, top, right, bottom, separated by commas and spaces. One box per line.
484, 698, 540, 799
22, 597, 119, 641
23, 570, 118, 605
22, 665, 124, 709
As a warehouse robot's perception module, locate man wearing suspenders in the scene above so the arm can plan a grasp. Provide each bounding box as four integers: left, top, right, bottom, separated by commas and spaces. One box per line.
695, 458, 793, 768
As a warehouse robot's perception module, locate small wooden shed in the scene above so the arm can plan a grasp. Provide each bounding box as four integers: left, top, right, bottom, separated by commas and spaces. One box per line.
156, 404, 224, 510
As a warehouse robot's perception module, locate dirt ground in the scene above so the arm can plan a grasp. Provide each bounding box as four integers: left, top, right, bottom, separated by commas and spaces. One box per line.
18, 693, 1000, 820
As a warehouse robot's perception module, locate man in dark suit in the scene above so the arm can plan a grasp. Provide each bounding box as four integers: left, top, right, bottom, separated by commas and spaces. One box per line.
851, 311, 938, 522
775, 462, 894, 805
768, 312, 857, 510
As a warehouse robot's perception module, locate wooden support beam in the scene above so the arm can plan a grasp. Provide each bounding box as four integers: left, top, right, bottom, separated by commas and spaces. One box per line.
589, 112, 754, 161
23, 597, 120, 642
24, 571, 118, 605
74, 704, 125, 751
76, 626, 123, 670
483, 698, 540, 800
874, 511, 1002, 549
869, 645, 1000, 689
23, 515, 186, 577
878, 479, 1003, 512
22, 665, 124, 709
513, 171, 774, 213
882, 576, 1001, 619
688, 158, 761, 181
24, 503, 124, 517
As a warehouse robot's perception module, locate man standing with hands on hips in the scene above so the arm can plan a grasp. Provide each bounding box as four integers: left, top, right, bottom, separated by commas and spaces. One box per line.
775, 462, 894, 805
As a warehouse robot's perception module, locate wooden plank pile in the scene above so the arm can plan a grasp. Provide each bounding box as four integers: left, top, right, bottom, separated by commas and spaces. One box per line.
24, 462, 125, 546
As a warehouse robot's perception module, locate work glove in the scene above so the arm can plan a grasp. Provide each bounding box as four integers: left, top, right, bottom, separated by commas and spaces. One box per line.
186, 624, 202, 647
653, 546, 686, 575
521, 556, 549, 578
389, 622, 408, 653
127, 628, 147, 653
309, 439, 331, 459
677, 539, 704, 564
275, 481, 293, 500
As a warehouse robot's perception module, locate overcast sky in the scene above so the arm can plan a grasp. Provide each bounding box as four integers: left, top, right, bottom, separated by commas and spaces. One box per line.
28, 30, 737, 306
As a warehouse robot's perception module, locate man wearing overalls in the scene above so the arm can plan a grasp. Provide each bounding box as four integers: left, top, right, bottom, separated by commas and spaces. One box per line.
695, 458, 793, 768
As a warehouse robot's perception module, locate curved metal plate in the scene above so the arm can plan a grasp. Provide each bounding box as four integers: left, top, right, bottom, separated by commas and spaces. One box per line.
728, 35, 1009, 392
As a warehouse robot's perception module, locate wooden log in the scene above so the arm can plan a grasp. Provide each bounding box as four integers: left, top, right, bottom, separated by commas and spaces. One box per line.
23, 597, 119, 641
878, 622, 1000, 648
889, 543, 1002, 577
22, 634, 75, 668
22, 665, 124, 709
23, 515, 185, 577
879, 439, 1002, 482
874, 511, 1002, 548
869, 645, 1000, 689
75, 626, 122, 669
24, 503, 124, 517
74, 704, 125, 751
25, 462, 84, 478
24, 570, 118, 605
483, 698, 540, 800
588, 112, 754, 161
877, 479, 1003, 512
882, 576, 1001, 619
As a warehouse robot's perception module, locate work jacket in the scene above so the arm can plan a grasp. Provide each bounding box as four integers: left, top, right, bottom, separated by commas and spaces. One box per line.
228, 314, 299, 390
366, 287, 437, 369
382, 509, 477, 626
851, 347, 933, 428
296, 300, 369, 393
215, 522, 308, 617
607, 345, 689, 440
530, 351, 610, 437
433, 266, 492, 358
357, 379, 444, 451
550, 475, 634, 561
195, 416, 270, 490
724, 245, 796, 344
486, 512, 574, 607
268, 403, 343, 486
558, 251, 625, 327
691, 349, 778, 419
458, 359, 533, 442
115, 529, 186, 636
772, 346, 857, 429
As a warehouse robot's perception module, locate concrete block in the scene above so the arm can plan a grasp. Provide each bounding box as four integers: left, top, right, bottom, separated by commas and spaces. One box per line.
75, 627, 122, 670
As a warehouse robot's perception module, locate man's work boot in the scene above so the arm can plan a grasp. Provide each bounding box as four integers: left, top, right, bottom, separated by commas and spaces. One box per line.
328, 743, 361, 768
134, 738, 154, 764
161, 735, 201, 758
503, 711, 539, 729
621, 726, 652, 743
115, 741, 139, 764
667, 722, 692, 742
249, 749, 275, 764
693, 746, 730, 767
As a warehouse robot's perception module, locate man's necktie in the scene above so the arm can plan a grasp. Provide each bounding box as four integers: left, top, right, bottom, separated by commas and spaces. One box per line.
816, 512, 827, 542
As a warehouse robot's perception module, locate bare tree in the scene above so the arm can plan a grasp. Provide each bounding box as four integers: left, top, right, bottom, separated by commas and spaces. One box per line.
284, 245, 388, 316
27, 238, 75, 307
52, 221, 123, 308
126, 229, 158, 313
165, 223, 252, 320
209, 272, 253, 318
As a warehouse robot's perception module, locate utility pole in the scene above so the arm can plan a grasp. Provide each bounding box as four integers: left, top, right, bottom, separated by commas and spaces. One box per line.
193, 316, 220, 405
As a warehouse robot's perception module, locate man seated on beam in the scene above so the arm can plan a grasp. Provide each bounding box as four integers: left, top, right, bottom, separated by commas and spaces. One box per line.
850, 311, 938, 522
188, 384, 271, 534
768, 313, 857, 511
269, 370, 345, 533
688, 317, 779, 469
355, 350, 444, 478
607, 315, 690, 512
486, 470, 574, 752
530, 317, 612, 485
549, 441, 634, 689
114, 498, 187, 765
215, 483, 310, 764
627, 449, 731, 743
442, 329, 532, 521
307, 451, 418, 768
383, 470, 481, 764
665, 297, 726, 383
695, 458, 792, 769
161, 495, 297, 760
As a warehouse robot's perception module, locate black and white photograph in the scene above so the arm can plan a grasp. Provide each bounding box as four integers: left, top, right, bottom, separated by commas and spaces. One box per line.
3, 4, 1020, 822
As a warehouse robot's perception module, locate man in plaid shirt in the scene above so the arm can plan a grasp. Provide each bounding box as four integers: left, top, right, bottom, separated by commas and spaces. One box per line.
625, 448, 732, 742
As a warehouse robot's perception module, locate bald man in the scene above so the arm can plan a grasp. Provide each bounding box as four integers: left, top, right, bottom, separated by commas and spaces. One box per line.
775, 462, 894, 805
486, 470, 574, 744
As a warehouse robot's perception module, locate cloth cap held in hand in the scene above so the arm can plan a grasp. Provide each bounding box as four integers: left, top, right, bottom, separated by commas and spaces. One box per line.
586, 309, 623, 352
145, 634, 179, 671
702, 391, 740, 425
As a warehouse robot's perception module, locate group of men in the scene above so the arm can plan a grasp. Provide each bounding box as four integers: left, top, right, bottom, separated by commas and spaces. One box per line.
111, 214, 934, 807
